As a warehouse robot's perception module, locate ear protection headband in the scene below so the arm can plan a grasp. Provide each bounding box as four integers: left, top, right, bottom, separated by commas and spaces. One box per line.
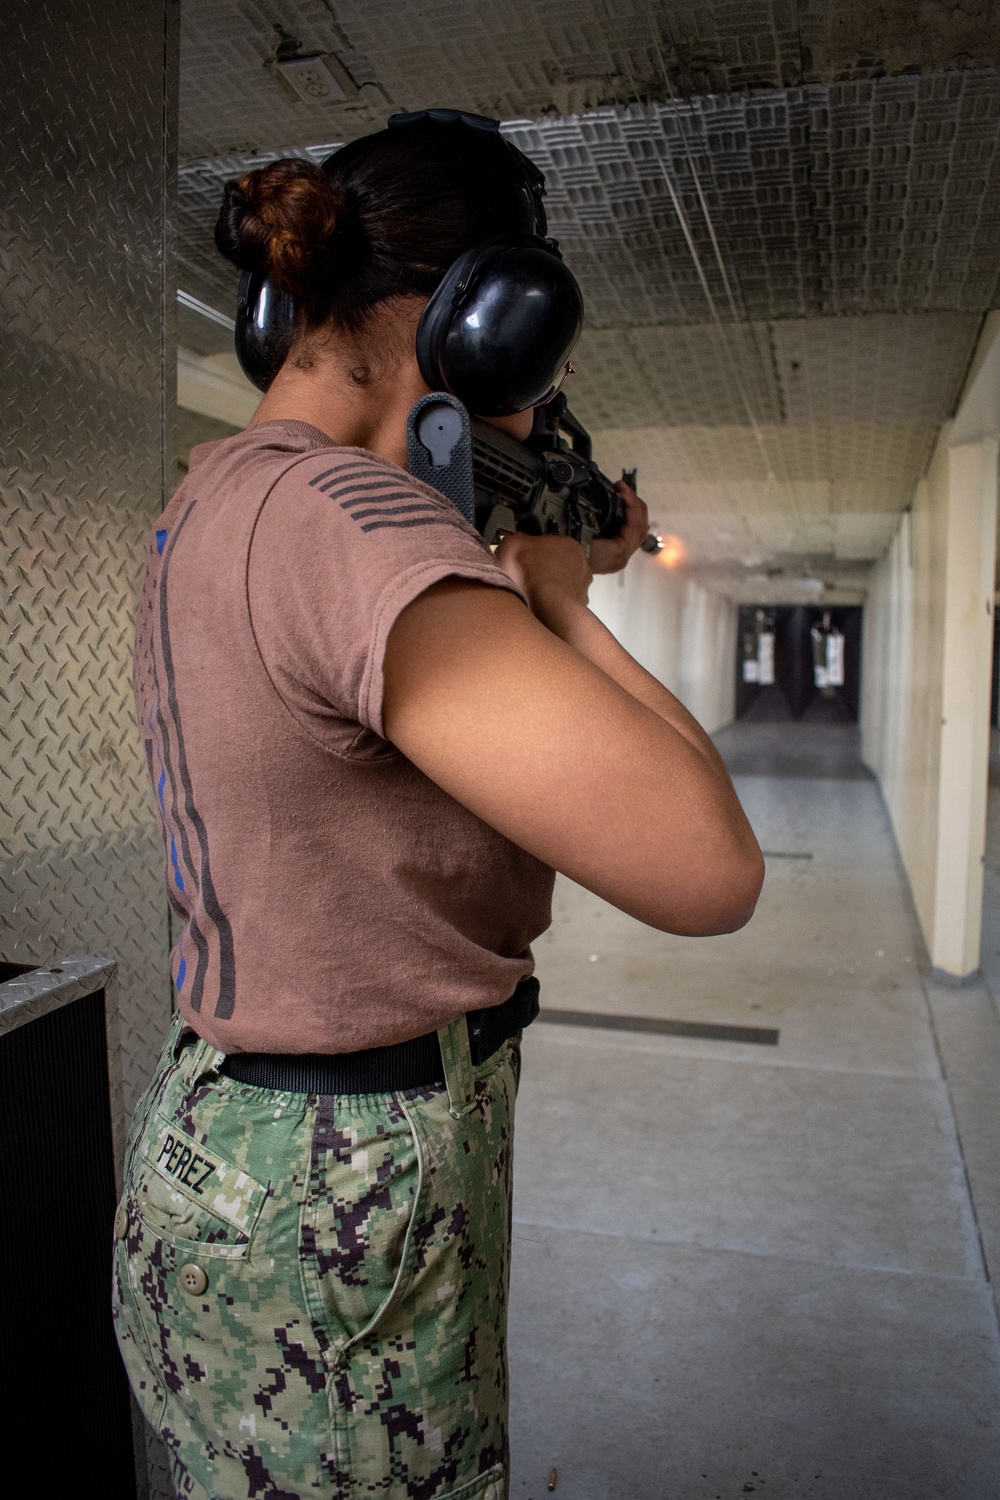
232, 109, 584, 416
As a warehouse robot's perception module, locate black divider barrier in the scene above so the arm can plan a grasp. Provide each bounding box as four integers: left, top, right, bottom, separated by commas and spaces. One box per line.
0, 962, 136, 1496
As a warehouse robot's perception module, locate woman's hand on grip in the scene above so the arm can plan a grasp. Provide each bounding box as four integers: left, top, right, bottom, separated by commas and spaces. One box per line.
494, 532, 591, 631
589, 481, 649, 575
494, 480, 650, 625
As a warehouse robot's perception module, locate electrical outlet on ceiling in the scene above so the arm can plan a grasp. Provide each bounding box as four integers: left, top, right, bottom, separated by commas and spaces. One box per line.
275, 53, 358, 105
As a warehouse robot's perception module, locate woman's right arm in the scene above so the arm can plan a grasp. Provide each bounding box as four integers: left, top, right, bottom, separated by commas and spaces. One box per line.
382, 536, 763, 937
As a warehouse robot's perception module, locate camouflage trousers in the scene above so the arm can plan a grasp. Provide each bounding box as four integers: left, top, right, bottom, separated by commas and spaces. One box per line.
113, 1012, 519, 1500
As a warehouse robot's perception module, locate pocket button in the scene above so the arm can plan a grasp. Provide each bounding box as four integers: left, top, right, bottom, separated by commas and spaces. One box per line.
179, 1263, 209, 1297
114, 1204, 128, 1240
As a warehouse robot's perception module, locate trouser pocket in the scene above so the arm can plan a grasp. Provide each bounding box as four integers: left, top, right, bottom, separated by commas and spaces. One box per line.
318, 1042, 519, 1498
112, 1038, 325, 1495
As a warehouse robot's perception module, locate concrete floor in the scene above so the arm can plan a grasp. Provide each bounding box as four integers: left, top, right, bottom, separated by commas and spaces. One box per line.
508, 720, 1000, 1500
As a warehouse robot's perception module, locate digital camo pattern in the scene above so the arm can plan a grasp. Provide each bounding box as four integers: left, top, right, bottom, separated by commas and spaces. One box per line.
114, 1018, 517, 1499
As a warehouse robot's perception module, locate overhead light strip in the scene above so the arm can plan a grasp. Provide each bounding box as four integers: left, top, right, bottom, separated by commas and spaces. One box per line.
177, 288, 236, 331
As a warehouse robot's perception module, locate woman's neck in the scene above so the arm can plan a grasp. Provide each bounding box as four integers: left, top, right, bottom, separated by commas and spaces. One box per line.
248, 301, 535, 460
250, 344, 430, 471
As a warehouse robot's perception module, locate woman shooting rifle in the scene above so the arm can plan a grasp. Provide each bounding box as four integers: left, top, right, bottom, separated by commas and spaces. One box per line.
114, 109, 763, 1500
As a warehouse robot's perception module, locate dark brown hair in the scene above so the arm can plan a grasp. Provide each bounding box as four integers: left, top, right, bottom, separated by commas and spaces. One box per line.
214, 120, 535, 334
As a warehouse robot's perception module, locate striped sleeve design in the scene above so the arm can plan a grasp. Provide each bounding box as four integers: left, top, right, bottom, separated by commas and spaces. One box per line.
248, 446, 524, 743
307, 459, 467, 533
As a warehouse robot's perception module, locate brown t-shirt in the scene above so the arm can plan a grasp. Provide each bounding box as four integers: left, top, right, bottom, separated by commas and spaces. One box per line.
133, 419, 554, 1053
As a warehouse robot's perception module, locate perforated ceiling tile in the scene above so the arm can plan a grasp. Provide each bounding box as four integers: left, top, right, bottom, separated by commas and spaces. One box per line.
569, 322, 783, 427
177, 73, 1000, 327
834, 512, 902, 560
589, 421, 931, 525
771, 313, 978, 428
698, 422, 924, 497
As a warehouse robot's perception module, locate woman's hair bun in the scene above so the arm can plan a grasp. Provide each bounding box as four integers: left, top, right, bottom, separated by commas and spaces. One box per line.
214, 159, 348, 298
213, 122, 541, 335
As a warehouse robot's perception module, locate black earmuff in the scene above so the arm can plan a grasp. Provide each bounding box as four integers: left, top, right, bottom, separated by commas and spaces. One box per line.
230, 110, 584, 412
414, 234, 583, 416
235, 269, 295, 395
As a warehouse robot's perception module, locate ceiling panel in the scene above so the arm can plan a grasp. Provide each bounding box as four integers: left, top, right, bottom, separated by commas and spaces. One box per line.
174, 4, 1000, 595
592, 419, 936, 502
568, 323, 782, 427
504, 79, 1000, 323
771, 313, 978, 427
179, 1, 1000, 160
177, 75, 1000, 323
588, 420, 935, 559
569, 311, 977, 429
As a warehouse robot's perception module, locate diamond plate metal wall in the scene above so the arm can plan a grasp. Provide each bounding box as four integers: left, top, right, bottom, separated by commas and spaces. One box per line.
1, 12, 182, 1488
1, 4, 178, 1113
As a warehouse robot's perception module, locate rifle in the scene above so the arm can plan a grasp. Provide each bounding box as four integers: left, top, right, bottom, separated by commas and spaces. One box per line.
406, 391, 661, 554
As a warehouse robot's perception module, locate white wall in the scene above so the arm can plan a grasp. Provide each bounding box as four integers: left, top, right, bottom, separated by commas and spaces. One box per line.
862, 314, 1000, 977
590, 554, 737, 734
178, 346, 259, 427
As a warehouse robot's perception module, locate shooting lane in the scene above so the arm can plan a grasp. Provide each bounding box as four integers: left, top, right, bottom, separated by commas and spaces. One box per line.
737, 606, 863, 723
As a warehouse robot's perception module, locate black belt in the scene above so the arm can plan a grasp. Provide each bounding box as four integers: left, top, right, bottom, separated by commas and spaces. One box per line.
219, 977, 540, 1095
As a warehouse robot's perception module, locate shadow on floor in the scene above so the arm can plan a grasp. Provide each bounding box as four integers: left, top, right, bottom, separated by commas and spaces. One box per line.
740, 686, 855, 726
713, 720, 874, 781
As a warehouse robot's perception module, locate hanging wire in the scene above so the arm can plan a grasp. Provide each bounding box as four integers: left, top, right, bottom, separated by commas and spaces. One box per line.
641, 3, 787, 439
639, 0, 806, 535
593, 2, 776, 471
592, 0, 811, 553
